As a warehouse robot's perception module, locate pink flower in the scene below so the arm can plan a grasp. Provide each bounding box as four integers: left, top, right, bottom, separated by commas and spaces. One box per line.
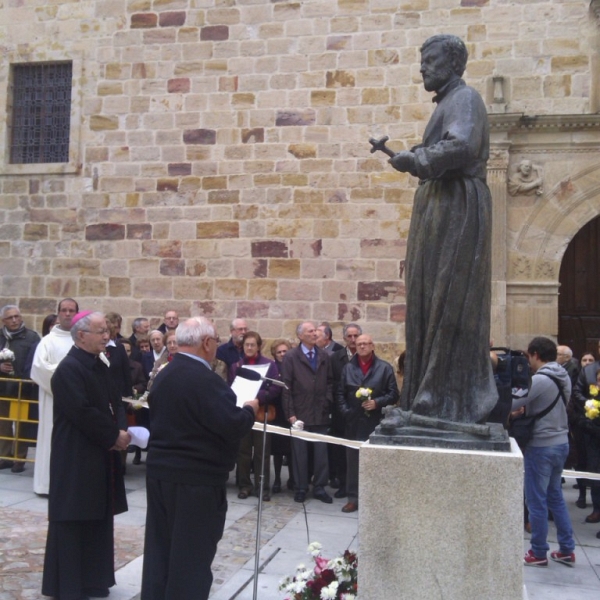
314, 556, 329, 575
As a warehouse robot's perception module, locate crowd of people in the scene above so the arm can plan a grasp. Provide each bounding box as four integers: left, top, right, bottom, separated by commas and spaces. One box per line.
0, 301, 403, 509
2, 299, 600, 594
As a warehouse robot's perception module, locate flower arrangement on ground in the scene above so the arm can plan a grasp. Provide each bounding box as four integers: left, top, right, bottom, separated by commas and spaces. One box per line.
355, 387, 372, 417
279, 542, 358, 600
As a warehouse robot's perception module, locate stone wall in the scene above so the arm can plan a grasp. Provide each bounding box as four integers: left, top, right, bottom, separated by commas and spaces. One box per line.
0, 0, 598, 351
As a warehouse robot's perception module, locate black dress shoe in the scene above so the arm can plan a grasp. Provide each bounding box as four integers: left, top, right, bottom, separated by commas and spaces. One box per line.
271, 481, 282, 494
314, 491, 333, 504
11, 462, 25, 473
334, 488, 347, 499
294, 491, 306, 503
576, 497, 587, 509
0, 460, 14, 470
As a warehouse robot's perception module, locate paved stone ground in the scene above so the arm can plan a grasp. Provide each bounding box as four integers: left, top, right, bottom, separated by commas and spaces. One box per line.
211, 500, 302, 592
0, 507, 145, 600
0, 493, 302, 600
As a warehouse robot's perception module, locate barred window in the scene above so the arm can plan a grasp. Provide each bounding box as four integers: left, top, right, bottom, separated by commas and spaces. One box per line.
10, 62, 73, 164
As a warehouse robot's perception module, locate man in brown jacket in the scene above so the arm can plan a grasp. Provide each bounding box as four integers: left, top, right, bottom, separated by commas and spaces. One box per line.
282, 321, 333, 503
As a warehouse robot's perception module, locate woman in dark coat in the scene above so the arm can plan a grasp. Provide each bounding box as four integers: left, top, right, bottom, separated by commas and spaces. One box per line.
228, 331, 279, 501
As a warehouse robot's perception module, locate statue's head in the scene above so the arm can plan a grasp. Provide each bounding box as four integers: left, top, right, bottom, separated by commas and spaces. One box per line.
519, 160, 532, 175
420, 35, 468, 92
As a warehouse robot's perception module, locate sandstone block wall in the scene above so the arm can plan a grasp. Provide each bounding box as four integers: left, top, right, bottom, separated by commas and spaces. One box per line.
0, 0, 598, 350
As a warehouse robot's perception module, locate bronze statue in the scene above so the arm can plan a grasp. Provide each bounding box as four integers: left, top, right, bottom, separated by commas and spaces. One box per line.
372, 35, 498, 426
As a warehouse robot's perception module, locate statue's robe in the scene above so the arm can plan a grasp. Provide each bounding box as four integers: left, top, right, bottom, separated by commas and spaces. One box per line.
401, 78, 498, 423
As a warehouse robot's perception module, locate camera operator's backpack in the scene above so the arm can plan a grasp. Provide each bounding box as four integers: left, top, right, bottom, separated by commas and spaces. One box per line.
488, 347, 531, 427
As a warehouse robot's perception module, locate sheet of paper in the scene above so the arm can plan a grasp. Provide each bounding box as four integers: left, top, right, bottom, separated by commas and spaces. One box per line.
127, 426, 150, 449
230, 363, 269, 408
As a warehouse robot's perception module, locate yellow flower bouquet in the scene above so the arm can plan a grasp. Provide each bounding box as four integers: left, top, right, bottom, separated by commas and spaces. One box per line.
585, 399, 600, 421
355, 387, 373, 417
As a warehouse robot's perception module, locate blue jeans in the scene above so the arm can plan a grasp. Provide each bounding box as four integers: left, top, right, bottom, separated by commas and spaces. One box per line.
524, 443, 574, 558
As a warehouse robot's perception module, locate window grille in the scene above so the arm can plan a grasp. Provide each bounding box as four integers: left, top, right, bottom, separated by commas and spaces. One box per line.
10, 62, 73, 164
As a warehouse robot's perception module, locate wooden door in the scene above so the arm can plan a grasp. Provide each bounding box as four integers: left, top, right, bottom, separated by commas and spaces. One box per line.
558, 214, 600, 359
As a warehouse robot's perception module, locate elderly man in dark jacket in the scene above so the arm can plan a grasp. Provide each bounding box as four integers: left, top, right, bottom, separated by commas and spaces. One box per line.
0, 304, 40, 471
42, 311, 130, 600
337, 334, 398, 512
142, 317, 258, 600
282, 321, 333, 504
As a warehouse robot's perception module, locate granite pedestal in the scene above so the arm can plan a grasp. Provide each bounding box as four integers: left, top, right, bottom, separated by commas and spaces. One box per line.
359, 438, 524, 600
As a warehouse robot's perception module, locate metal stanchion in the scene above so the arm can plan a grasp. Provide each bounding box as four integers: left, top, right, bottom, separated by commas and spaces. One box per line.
252, 397, 271, 600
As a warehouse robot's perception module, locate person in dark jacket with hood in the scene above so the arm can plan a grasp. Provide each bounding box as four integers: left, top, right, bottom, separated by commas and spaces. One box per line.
336, 334, 398, 513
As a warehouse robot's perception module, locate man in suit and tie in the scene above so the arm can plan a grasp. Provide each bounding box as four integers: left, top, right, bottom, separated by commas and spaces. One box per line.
282, 321, 333, 504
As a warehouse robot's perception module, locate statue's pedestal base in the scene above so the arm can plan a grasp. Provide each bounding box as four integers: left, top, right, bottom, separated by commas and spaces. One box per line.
370, 422, 511, 451
359, 439, 524, 600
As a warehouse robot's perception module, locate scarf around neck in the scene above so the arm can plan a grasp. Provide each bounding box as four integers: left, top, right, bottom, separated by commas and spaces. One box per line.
2, 324, 26, 345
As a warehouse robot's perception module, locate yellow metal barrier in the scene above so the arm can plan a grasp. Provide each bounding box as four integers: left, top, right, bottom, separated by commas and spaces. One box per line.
0, 377, 38, 464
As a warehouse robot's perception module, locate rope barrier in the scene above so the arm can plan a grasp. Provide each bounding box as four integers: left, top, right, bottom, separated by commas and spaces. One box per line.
122, 399, 600, 481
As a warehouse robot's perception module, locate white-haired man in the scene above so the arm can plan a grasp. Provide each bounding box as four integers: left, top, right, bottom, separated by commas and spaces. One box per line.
282, 321, 334, 504
42, 311, 130, 599
142, 317, 258, 600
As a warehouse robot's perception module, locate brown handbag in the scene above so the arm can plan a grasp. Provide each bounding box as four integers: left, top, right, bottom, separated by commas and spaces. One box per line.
256, 404, 276, 422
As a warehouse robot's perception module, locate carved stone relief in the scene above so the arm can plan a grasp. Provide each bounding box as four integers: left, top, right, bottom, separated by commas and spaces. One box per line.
507, 159, 543, 196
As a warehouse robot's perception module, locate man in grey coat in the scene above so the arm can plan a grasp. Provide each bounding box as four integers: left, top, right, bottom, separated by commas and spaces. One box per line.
512, 336, 575, 568
282, 321, 333, 504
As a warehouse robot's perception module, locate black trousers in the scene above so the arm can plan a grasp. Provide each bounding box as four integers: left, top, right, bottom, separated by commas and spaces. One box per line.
141, 477, 227, 600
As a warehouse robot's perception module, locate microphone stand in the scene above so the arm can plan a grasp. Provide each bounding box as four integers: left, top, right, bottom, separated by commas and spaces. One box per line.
252, 379, 271, 600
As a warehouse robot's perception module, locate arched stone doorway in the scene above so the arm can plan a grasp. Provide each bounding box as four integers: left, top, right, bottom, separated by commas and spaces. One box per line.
558, 214, 600, 358
488, 113, 600, 352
